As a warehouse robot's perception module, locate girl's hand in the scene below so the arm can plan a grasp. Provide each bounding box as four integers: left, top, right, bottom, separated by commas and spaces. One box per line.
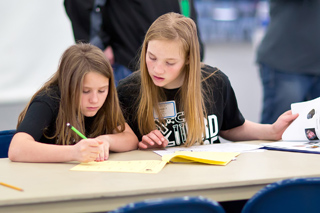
139, 130, 168, 149
94, 136, 110, 162
73, 139, 104, 163
272, 110, 299, 140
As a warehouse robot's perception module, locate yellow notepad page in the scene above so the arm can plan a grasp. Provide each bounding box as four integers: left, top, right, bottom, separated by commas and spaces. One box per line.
70, 160, 167, 174
162, 151, 240, 165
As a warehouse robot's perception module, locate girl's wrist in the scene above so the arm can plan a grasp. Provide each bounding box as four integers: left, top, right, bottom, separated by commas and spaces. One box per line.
70, 144, 79, 162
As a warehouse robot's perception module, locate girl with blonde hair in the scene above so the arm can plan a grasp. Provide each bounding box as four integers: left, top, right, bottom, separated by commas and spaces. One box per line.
9, 43, 138, 162
117, 12, 298, 149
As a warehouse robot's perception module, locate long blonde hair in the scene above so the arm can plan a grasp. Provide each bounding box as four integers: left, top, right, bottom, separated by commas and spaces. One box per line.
18, 43, 125, 145
137, 12, 206, 147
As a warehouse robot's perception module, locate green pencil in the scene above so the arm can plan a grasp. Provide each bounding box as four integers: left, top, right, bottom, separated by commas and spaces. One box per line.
66, 123, 87, 139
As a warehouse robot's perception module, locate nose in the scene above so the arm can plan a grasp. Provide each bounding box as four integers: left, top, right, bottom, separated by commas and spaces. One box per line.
153, 62, 165, 75
89, 92, 98, 103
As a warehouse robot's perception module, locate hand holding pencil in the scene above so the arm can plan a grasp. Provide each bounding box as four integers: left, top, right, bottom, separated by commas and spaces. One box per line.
67, 123, 106, 162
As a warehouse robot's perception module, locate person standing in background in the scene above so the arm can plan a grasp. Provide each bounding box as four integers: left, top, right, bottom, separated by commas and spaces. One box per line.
64, 0, 204, 85
256, 0, 320, 124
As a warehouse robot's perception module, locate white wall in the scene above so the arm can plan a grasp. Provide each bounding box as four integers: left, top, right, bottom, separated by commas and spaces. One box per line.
204, 43, 262, 124
0, 0, 74, 103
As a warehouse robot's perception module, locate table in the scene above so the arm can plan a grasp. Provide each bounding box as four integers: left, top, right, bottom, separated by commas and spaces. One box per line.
1, 141, 320, 212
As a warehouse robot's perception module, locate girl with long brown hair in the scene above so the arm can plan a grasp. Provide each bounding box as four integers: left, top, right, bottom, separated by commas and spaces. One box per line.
9, 43, 138, 162
117, 12, 298, 149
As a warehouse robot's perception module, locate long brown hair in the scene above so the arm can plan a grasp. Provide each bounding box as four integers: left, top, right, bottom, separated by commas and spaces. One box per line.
17, 43, 125, 145
137, 12, 206, 147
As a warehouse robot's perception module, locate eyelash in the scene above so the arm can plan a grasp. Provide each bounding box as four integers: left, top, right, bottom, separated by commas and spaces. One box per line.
149, 56, 175, 66
83, 90, 106, 94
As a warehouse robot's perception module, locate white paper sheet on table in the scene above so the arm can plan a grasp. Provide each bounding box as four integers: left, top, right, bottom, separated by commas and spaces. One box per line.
153, 143, 263, 156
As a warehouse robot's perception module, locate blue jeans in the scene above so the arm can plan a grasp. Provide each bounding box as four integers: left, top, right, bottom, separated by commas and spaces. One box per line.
112, 63, 132, 86
259, 63, 320, 124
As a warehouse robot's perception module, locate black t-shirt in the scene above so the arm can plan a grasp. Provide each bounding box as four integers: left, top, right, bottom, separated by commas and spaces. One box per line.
117, 65, 245, 146
100, 0, 204, 70
17, 86, 95, 144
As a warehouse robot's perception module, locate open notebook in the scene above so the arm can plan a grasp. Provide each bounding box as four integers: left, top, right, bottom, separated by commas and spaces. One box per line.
162, 151, 240, 165
70, 151, 240, 174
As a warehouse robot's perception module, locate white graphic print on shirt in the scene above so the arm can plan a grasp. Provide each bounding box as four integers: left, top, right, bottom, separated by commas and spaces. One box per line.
154, 101, 219, 147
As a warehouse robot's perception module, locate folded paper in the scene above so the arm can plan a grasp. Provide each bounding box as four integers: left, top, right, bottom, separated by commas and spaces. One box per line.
162, 151, 240, 165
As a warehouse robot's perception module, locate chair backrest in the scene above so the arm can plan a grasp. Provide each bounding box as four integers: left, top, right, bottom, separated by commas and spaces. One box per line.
110, 196, 225, 213
241, 177, 320, 213
0, 130, 16, 158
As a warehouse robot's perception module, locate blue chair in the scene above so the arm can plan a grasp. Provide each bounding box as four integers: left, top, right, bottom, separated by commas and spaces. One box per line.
242, 177, 320, 213
110, 196, 225, 213
0, 129, 16, 158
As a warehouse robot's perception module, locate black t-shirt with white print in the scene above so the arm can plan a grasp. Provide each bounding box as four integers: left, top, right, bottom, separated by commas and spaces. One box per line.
117, 65, 245, 146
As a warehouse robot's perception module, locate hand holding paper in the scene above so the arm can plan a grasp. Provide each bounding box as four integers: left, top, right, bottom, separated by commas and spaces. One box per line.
282, 97, 320, 141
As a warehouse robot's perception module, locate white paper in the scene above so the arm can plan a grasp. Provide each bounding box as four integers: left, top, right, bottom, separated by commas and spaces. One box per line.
153, 143, 262, 156
282, 97, 320, 141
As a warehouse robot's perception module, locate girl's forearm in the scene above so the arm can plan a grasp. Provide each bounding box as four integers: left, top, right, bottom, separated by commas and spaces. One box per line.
8, 133, 76, 162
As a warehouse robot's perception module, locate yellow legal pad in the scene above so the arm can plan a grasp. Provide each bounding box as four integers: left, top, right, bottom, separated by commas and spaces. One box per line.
70, 152, 240, 174
162, 151, 240, 165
